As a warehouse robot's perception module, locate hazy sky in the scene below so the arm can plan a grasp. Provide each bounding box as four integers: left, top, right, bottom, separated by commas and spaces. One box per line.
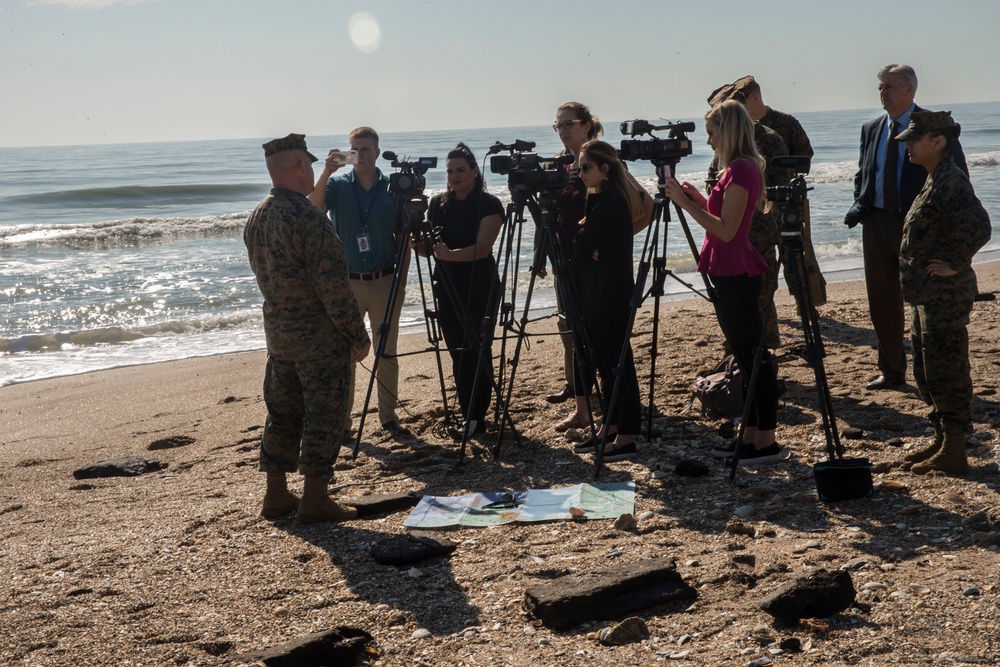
3, 0, 999, 147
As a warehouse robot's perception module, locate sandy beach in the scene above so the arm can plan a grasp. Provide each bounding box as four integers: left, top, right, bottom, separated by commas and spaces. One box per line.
3, 262, 1000, 666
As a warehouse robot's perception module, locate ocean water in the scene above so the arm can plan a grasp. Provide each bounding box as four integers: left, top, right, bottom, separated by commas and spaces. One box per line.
2, 102, 998, 386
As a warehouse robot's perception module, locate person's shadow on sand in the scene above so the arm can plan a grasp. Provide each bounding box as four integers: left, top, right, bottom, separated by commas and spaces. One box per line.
269, 516, 480, 637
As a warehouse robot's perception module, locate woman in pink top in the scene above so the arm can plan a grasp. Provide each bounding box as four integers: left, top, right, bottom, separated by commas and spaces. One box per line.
665, 100, 783, 465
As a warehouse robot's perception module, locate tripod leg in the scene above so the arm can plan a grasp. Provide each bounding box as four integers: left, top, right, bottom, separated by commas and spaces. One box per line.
593, 204, 665, 478
785, 236, 843, 459
352, 225, 412, 459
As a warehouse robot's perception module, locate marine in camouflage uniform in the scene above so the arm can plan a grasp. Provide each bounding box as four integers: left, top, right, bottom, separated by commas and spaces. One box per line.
896, 112, 991, 474
757, 107, 828, 309
245, 135, 370, 480
706, 108, 790, 350
730, 75, 828, 308
901, 154, 990, 431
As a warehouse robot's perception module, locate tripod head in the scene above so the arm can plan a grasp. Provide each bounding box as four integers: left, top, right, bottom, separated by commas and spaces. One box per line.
766, 155, 812, 234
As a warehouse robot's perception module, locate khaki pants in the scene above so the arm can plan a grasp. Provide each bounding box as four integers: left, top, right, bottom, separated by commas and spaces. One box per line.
347, 273, 404, 427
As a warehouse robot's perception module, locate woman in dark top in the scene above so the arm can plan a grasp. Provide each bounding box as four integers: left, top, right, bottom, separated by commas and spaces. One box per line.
549, 102, 653, 435
423, 143, 504, 437
571, 140, 646, 461
665, 100, 782, 465
546, 102, 600, 420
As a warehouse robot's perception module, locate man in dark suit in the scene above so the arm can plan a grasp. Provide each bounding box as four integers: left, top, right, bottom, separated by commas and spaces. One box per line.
845, 64, 968, 390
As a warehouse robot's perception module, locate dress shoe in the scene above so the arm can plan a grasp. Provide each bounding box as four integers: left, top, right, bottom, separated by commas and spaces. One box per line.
545, 384, 574, 404
866, 375, 905, 390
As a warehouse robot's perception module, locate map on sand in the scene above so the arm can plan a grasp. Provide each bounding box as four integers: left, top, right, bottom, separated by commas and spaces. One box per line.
403, 481, 635, 528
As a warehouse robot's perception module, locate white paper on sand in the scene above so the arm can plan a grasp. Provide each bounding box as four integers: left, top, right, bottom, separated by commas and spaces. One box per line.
403, 481, 635, 528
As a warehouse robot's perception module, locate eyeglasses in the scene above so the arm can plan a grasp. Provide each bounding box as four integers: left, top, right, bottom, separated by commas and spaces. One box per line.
553, 119, 584, 132
579, 163, 595, 173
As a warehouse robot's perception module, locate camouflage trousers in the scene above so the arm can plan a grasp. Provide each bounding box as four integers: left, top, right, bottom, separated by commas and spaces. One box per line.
259, 354, 351, 479
747, 213, 780, 350
910, 302, 973, 431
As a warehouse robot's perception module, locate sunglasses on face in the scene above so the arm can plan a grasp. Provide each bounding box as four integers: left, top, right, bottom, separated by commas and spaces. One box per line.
580, 163, 596, 173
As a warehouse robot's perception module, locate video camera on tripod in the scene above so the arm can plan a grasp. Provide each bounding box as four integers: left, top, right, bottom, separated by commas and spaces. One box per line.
618, 120, 695, 164
487, 140, 572, 191
383, 150, 439, 237
383, 151, 438, 199
765, 155, 812, 233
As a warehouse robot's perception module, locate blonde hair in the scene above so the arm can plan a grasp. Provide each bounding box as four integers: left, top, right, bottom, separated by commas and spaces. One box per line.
706, 100, 767, 212
579, 140, 645, 221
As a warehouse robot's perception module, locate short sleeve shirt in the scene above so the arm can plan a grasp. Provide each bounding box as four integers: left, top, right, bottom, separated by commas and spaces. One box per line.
324, 168, 399, 273
697, 158, 768, 277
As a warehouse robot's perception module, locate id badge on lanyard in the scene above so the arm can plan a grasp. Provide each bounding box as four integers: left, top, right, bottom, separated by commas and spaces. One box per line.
356, 232, 372, 253
353, 180, 379, 255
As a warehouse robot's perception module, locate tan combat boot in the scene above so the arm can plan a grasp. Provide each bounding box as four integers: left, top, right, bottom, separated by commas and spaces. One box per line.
903, 417, 943, 465
261, 472, 300, 518
297, 476, 358, 523
911, 426, 969, 475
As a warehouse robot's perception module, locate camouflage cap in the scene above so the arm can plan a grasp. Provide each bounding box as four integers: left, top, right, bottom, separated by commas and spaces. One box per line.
895, 111, 961, 141
732, 75, 756, 93
707, 83, 746, 107
261, 133, 318, 162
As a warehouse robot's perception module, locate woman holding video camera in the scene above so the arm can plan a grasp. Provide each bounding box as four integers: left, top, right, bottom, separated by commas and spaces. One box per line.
665, 100, 782, 465
570, 139, 645, 462
423, 143, 503, 439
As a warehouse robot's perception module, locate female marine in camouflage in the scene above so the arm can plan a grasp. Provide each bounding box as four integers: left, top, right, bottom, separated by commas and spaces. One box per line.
897, 111, 992, 475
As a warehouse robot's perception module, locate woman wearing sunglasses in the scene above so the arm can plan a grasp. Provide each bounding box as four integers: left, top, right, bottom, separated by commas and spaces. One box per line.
548, 103, 651, 438
570, 140, 647, 461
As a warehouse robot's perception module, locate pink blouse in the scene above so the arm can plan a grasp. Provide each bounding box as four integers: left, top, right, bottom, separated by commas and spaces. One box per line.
696, 157, 768, 277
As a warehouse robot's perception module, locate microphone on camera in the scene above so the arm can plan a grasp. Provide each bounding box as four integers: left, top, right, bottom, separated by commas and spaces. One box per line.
487, 140, 536, 155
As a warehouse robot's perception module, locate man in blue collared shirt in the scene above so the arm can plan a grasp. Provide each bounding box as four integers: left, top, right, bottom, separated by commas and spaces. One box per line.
846, 65, 969, 392
309, 127, 410, 436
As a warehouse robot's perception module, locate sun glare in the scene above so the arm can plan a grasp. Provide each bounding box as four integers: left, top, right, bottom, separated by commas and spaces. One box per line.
348, 12, 382, 53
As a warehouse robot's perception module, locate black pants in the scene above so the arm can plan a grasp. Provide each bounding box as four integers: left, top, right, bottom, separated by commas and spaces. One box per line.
710, 273, 778, 430
579, 316, 641, 435
434, 277, 498, 424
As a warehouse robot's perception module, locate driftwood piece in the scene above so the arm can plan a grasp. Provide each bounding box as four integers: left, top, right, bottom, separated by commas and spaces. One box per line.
227, 627, 373, 667
524, 557, 696, 629
760, 568, 856, 624
343, 492, 421, 517
72, 456, 166, 479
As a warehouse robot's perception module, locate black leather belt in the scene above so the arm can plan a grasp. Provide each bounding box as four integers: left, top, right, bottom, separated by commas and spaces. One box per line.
349, 268, 393, 281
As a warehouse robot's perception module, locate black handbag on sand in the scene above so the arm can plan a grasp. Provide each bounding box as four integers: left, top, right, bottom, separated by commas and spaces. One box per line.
813, 457, 873, 502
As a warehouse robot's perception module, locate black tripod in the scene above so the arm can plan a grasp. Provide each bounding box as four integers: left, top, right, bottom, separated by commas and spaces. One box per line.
591, 156, 734, 477
727, 159, 843, 477
494, 182, 602, 460
421, 194, 522, 464
591, 121, 704, 477
351, 189, 453, 458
